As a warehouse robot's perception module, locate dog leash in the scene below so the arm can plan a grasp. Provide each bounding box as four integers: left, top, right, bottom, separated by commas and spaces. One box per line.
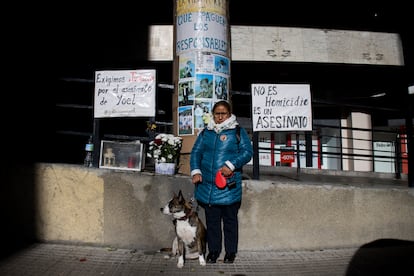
190, 195, 200, 213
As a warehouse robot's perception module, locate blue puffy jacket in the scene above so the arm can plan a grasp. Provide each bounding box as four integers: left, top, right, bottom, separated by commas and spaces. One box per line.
190, 126, 253, 205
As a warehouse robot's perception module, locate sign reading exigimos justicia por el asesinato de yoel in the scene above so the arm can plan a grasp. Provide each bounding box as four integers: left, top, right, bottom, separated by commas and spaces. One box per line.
94, 69, 156, 118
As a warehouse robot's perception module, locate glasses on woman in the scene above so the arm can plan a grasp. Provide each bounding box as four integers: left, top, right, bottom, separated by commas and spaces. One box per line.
214, 112, 229, 117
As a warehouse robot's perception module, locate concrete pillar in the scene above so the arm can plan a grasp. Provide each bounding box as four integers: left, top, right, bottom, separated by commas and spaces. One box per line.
342, 112, 373, 172
351, 112, 373, 171
341, 117, 353, 171
173, 0, 231, 175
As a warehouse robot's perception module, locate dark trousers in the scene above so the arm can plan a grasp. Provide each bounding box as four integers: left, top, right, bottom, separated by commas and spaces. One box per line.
200, 201, 241, 254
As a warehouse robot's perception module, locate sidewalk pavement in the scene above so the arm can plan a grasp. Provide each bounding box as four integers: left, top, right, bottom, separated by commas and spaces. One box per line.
0, 241, 412, 275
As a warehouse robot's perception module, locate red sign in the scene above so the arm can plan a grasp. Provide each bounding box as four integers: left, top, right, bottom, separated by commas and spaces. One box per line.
281, 151, 295, 163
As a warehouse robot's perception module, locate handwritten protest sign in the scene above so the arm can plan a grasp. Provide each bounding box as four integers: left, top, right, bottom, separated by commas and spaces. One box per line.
251, 84, 312, 132
176, 2, 228, 56
94, 70, 156, 118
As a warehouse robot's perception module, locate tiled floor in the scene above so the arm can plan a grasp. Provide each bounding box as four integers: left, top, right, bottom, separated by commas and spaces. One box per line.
1, 241, 413, 275
0, 243, 356, 275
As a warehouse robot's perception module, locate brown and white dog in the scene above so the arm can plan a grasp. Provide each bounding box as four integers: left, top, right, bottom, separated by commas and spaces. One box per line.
161, 190, 206, 268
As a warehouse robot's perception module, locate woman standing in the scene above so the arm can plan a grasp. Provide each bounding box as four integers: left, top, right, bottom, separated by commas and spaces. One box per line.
190, 100, 253, 264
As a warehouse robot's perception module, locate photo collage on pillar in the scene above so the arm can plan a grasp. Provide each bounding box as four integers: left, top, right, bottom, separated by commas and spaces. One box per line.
178, 52, 230, 136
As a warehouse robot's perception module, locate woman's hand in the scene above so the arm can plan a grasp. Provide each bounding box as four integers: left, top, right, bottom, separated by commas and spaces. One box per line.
192, 173, 202, 184
220, 166, 233, 177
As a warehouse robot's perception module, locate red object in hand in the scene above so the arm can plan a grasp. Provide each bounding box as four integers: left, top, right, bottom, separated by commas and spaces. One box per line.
215, 171, 227, 189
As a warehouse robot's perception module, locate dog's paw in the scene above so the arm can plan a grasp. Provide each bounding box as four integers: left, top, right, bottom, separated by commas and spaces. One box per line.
177, 256, 184, 268
199, 255, 206, 266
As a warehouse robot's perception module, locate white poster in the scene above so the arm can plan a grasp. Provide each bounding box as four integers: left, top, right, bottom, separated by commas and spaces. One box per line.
176, 10, 228, 56
94, 70, 156, 118
251, 84, 312, 132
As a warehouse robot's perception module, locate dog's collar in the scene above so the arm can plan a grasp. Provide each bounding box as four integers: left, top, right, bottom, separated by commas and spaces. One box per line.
177, 210, 193, 221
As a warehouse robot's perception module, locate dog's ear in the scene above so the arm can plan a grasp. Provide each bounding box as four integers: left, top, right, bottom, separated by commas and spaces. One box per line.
178, 190, 185, 202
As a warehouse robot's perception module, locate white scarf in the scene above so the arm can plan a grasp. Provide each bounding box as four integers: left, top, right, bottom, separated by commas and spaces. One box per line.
207, 114, 239, 133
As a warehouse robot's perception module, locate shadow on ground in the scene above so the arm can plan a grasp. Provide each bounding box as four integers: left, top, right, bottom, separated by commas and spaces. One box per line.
346, 238, 414, 275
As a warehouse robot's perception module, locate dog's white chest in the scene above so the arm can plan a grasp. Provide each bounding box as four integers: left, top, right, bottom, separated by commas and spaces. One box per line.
176, 220, 197, 244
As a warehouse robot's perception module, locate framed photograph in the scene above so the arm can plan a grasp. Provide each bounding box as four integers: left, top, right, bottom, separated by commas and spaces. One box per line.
99, 140, 145, 171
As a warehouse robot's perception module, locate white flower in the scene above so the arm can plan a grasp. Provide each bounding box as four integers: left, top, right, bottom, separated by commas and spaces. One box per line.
147, 133, 183, 163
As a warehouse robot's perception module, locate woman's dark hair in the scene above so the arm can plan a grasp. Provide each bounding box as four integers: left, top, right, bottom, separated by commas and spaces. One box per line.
213, 100, 232, 114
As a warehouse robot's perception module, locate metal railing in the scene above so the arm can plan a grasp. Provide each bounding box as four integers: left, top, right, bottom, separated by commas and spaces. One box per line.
250, 124, 410, 181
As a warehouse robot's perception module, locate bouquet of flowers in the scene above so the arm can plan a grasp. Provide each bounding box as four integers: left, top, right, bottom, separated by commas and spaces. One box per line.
147, 133, 183, 163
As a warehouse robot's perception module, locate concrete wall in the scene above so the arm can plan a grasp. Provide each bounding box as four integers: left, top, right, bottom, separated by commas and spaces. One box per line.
31, 163, 414, 251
